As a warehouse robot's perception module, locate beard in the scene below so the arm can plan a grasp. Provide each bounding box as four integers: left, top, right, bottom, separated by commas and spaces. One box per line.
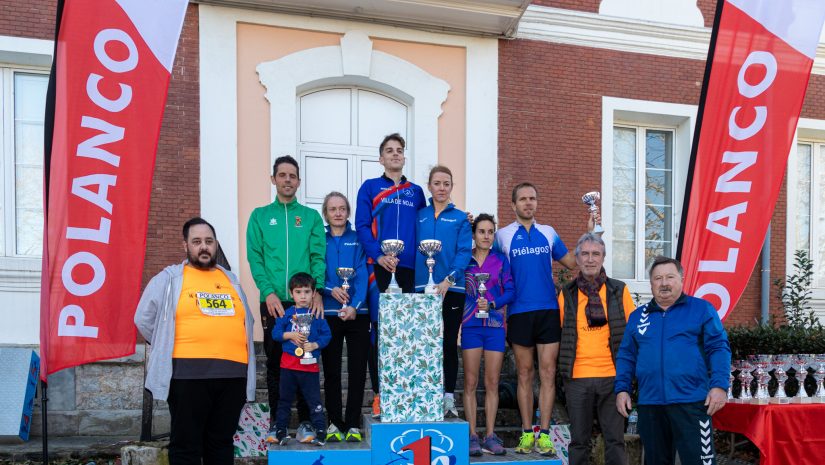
188, 249, 216, 270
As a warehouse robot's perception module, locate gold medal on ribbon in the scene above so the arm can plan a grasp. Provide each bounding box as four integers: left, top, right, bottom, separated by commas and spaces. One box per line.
294, 347, 304, 356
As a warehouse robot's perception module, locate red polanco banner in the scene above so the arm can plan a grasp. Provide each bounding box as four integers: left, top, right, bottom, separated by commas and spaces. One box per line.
40, 0, 188, 378
678, 0, 825, 321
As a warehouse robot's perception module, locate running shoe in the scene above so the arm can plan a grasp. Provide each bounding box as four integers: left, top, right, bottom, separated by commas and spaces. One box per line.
265, 427, 289, 446
515, 431, 535, 454
345, 427, 363, 442
312, 428, 326, 446
482, 433, 506, 455
325, 424, 343, 442
372, 394, 381, 419
296, 422, 316, 443
469, 434, 482, 457
536, 432, 558, 457
443, 396, 458, 418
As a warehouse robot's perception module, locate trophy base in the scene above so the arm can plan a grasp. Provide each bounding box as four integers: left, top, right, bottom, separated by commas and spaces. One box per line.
813, 396, 825, 404
475, 312, 489, 319
728, 398, 740, 403
751, 398, 770, 405
385, 286, 403, 294
300, 356, 317, 365
791, 397, 813, 404
769, 397, 790, 404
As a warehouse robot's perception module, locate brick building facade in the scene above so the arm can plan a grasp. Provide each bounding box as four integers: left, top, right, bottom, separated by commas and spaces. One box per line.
2, 0, 824, 436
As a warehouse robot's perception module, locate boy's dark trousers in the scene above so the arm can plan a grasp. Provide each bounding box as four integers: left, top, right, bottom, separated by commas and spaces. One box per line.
322, 314, 370, 430
275, 367, 326, 433
638, 401, 717, 465
260, 301, 309, 425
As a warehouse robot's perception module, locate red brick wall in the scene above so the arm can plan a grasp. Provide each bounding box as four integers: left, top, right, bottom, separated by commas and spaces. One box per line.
0, 0, 57, 40
4, 2, 202, 286
142, 3, 201, 285
532, 0, 721, 28
498, 39, 825, 327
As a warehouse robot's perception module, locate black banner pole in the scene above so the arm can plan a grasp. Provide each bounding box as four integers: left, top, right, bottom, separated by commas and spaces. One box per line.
675, 0, 726, 261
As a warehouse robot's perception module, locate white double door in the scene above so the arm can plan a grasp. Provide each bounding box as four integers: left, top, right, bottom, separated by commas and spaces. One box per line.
297, 87, 410, 215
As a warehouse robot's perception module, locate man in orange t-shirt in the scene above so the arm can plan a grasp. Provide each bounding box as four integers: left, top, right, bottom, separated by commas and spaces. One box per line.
135, 218, 255, 465
558, 233, 635, 465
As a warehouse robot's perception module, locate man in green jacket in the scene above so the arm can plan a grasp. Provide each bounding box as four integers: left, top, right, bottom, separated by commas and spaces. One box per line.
247, 155, 326, 432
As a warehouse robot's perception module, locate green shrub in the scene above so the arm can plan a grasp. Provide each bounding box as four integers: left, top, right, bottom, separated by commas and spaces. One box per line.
727, 325, 825, 359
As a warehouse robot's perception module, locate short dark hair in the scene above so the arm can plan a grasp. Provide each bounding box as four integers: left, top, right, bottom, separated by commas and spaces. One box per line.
648, 256, 684, 279
512, 182, 537, 203
289, 272, 316, 291
272, 155, 300, 178
379, 133, 405, 156
182, 217, 216, 241
472, 213, 496, 234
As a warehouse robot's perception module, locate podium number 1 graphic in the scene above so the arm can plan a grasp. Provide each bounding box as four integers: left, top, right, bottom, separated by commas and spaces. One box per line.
401, 435, 432, 465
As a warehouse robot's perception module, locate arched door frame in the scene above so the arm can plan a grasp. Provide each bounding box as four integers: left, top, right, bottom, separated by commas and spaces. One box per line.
257, 31, 450, 196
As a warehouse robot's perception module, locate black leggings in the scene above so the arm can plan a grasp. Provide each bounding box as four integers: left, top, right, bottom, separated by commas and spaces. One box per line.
321, 314, 370, 430
442, 291, 464, 394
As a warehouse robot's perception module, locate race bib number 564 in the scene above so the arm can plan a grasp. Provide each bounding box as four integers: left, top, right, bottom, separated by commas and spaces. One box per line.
196, 292, 235, 316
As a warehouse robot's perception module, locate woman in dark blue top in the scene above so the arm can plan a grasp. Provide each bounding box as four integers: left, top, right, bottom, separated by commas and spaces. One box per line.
319, 192, 369, 443
415, 165, 472, 419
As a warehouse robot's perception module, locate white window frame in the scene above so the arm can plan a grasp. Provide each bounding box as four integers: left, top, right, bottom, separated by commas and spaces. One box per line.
0, 35, 52, 283
787, 118, 825, 320
601, 97, 696, 299
2, 68, 48, 259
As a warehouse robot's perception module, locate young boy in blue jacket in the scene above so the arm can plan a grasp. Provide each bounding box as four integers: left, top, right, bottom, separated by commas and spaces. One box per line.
267, 272, 331, 446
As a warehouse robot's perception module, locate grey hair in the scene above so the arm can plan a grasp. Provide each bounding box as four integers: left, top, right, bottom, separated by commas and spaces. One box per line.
648, 255, 684, 279
574, 232, 606, 256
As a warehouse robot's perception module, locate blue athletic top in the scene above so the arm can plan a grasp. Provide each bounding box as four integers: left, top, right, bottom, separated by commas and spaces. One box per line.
322, 223, 368, 316
355, 174, 427, 270
494, 221, 568, 315
414, 200, 473, 293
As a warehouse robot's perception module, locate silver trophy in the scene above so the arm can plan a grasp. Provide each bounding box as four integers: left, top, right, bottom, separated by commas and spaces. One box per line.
751, 354, 771, 404
418, 239, 443, 295
738, 359, 753, 402
792, 354, 812, 403
292, 313, 317, 365
474, 273, 491, 319
336, 267, 355, 317
815, 354, 825, 402
381, 239, 405, 294
769, 354, 791, 404
581, 192, 605, 236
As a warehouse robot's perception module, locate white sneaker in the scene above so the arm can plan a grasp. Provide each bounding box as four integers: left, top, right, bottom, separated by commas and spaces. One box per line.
444, 396, 458, 418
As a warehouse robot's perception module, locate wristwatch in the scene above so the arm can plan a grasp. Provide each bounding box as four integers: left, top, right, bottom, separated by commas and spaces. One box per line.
445, 273, 456, 286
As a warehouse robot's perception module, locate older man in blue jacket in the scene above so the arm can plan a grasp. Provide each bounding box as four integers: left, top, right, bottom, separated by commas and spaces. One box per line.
615, 256, 731, 465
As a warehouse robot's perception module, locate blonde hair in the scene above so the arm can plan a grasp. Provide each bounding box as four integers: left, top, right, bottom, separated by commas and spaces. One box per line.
321, 192, 351, 223
428, 165, 453, 185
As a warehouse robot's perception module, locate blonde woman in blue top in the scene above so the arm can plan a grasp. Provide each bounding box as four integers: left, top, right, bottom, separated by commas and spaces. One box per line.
415, 165, 473, 418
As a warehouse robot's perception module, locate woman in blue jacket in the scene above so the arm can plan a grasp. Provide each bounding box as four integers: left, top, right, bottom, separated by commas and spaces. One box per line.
415, 165, 473, 418
319, 192, 369, 443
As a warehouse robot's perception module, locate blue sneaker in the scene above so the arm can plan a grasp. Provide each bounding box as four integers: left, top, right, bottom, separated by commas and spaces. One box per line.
482, 433, 506, 455
469, 434, 482, 457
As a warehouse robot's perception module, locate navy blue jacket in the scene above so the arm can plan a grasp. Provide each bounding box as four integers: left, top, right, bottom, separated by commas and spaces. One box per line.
271, 306, 332, 359
322, 223, 368, 316
614, 294, 731, 405
355, 174, 427, 270
414, 200, 472, 293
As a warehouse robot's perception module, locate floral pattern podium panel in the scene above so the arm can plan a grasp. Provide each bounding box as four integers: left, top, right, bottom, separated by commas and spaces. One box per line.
379, 293, 443, 422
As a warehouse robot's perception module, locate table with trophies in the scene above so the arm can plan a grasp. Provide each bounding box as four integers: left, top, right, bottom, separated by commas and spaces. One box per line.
712, 354, 825, 465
